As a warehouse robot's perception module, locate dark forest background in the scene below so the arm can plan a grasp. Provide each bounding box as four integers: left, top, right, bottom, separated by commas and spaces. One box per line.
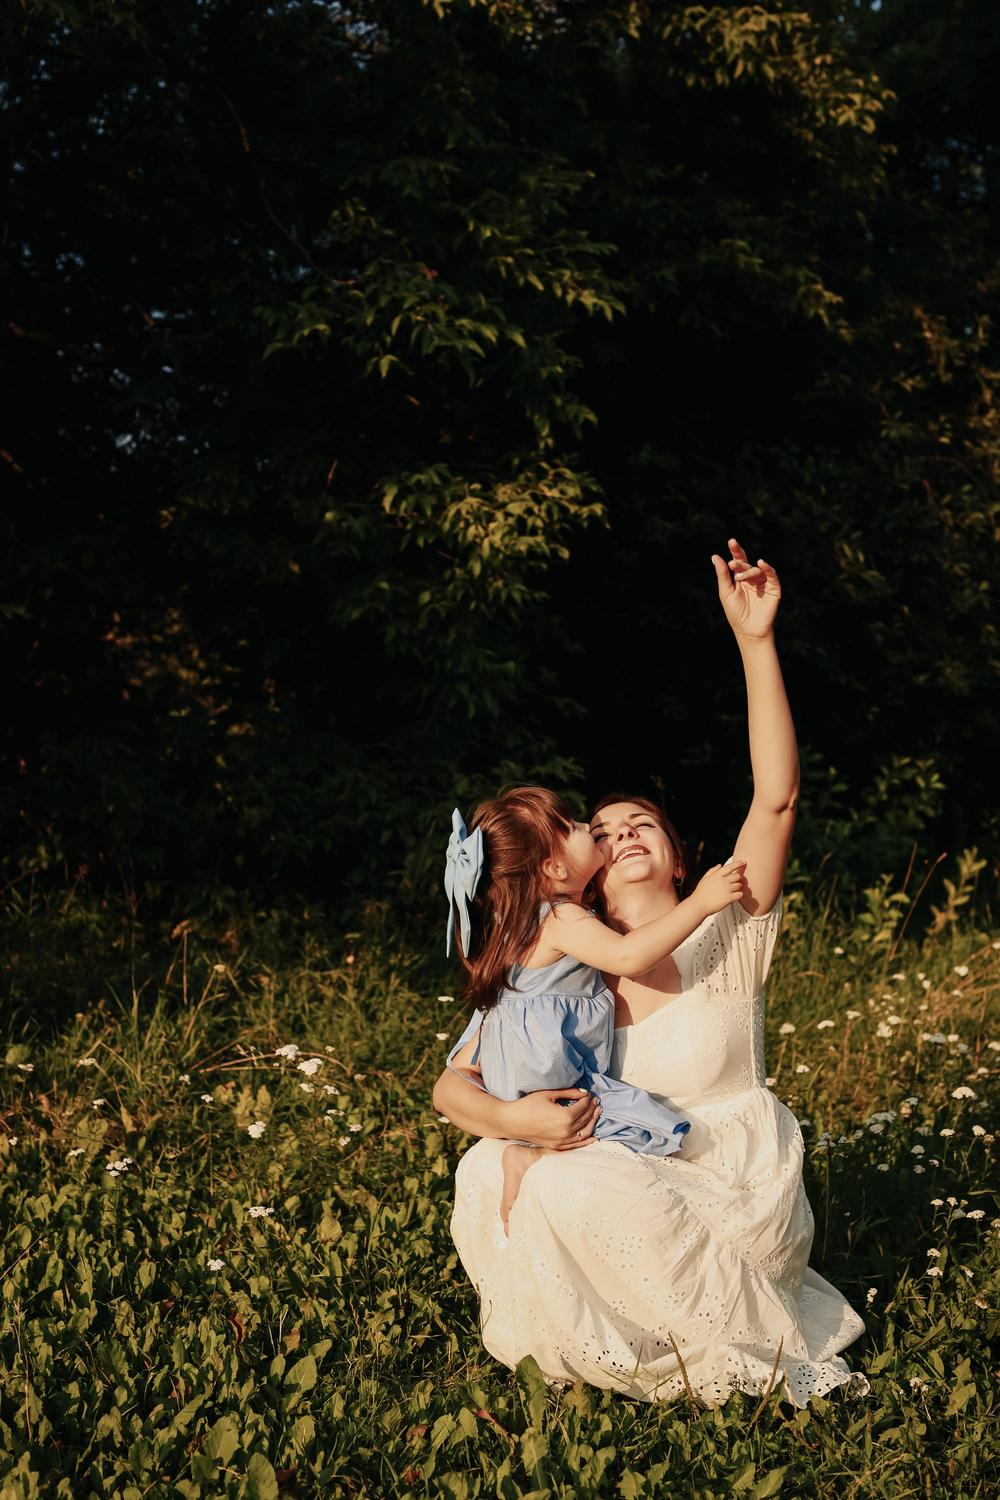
2, 0, 998, 921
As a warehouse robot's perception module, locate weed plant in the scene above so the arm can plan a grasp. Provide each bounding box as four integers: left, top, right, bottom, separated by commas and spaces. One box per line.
0, 860, 997, 1498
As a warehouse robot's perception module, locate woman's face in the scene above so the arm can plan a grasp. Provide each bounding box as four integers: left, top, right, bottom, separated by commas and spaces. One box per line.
590, 802, 679, 900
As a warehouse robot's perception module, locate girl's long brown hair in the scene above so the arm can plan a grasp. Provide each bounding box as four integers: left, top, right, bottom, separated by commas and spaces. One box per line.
457, 786, 578, 1013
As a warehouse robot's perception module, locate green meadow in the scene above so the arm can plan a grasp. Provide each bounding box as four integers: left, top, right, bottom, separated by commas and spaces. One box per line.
1, 862, 997, 1499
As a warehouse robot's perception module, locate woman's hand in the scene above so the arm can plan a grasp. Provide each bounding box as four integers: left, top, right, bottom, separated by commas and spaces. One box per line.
502, 1089, 600, 1150
712, 537, 781, 641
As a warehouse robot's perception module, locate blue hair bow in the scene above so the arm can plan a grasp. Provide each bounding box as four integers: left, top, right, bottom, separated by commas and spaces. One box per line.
444, 808, 484, 957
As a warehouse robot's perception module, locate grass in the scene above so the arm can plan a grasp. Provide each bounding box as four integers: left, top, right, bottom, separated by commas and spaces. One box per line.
0, 866, 997, 1499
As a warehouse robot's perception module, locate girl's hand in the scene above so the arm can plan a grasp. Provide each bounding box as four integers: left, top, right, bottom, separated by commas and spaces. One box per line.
692, 858, 748, 916
502, 1089, 600, 1150
711, 537, 781, 640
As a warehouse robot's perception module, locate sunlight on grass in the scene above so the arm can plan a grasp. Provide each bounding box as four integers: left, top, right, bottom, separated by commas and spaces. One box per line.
0, 868, 997, 1497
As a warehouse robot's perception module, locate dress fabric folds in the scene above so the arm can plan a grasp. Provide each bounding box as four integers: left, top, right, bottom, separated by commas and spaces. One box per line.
449, 898, 870, 1408
448, 942, 690, 1156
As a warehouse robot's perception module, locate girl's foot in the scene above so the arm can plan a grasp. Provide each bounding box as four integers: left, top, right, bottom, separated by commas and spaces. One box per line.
500, 1144, 546, 1235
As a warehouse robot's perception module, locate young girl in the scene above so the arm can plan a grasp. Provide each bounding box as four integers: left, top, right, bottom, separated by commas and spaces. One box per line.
444, 786, 748, 1229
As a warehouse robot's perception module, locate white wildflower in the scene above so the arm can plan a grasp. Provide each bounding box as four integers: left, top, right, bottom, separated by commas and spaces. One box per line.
833, 946, 844, 955
966, 1209, 985, 1220
76, 1057, 98, 1068
877, 1023, 892, 1039
322, 1085, 341, 1096
765, 1076, 777, 1087
438, 995, 454, 1003
954, 965, 969, 977
951, 1086, 976, 1100
914, 1125, 933, 1136
886, 1014, 902, 1026
300, 1082, 315, 1093
105, 1155, 135, 1177
246, 1121, 267, 1139
988, 1041, 1000, 1052
930, 1198, 944, 1206
435, 1032, 448, 1041
247, 1205, 274, 1219
6, 1136, 17, 1146
297, 1057, 322, 1076
208, 1257, 225, 1269
348, 1122, 363, 1133
876, 1163, 890, 1172
779, 1022, 796, 1035
92, 1097, 107, 1108
67, 1147, 85, 1158
179, 1073, 190, 1083
914, 1164, 925, 1173
16, 1063, 33, 1073
795, 1063, 810, 1074
926, 1248, 940, 1257
213, 963, 226, 973
926, 1265, 942, 1277
921, 1032, 946, 1044
972, 1125, 986, 1137
865, 1287, 877, 1305
275, 1043, 300, 1060
909, 1377, 929, 1392
939, 1128, 955, 1138
947, 1033, 959, 1043
921, 979, 931, 990
891, 972, 906, 982
817, 1019, 834, 1030
868, 1122, 885, 1135
201, 1093, 213, 1103
902, 1096, 919, 1106
846, 1009, 861, 1019
910, 1144, 925, 1155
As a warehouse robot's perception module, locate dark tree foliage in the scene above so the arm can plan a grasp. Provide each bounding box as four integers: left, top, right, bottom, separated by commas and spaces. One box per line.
2, 0, 996, 912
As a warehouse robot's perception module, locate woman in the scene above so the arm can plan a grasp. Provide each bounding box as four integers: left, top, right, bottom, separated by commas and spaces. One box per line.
431, 539, 869, 1408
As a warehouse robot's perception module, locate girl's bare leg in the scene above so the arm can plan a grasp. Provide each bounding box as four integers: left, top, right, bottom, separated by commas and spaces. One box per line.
500, 1144, 548, 1235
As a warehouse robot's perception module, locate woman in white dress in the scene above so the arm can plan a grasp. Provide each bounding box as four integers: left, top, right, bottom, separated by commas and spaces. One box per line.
431, 538, 870, 1408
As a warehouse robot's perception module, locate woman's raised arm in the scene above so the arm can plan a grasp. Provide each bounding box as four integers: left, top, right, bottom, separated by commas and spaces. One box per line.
431, 1066, 600, 1148
712, 538, 798, 916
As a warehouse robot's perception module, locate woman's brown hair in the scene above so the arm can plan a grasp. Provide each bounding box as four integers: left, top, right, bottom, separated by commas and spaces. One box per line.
588, 793, 688, 916
457, 786, 578, 1013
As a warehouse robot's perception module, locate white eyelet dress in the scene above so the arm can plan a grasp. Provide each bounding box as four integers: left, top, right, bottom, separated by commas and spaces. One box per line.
448, 897, 870, 1409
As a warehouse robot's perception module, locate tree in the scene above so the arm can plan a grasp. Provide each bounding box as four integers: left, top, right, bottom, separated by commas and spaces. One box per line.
2, 1, 996, 908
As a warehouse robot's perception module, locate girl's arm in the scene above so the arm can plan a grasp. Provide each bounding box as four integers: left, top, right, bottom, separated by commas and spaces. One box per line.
431, 1066, 601, 1148
546, 860, 746, 977
712, 538, 798, 915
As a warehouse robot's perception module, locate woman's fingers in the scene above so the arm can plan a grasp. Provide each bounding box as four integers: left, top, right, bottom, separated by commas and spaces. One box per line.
711, 553, 734, 595
555, 1091, 596, 1126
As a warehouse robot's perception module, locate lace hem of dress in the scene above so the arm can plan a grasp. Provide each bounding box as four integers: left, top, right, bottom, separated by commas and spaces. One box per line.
543, 1353, 870, 1410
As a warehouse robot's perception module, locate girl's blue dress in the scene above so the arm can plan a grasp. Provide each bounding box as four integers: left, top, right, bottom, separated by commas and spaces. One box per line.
447, 939, 690, 1157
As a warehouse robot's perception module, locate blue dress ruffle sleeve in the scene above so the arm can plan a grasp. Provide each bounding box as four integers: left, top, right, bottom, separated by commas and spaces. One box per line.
447, 949, 690, 1157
